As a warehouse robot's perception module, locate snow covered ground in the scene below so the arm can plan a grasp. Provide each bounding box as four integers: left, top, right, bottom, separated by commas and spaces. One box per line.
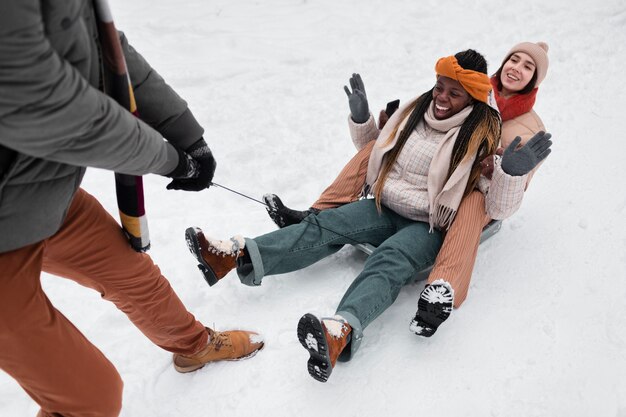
2, 0, 626, 416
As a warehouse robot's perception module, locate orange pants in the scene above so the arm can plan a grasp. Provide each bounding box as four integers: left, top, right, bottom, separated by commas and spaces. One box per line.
0, 189, 207, 417
428, 190, 490, 307
312, 146, 489, 308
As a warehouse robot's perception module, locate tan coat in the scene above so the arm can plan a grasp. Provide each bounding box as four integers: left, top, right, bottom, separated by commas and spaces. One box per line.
501, 109, 545, 148
500, 109, 546, 187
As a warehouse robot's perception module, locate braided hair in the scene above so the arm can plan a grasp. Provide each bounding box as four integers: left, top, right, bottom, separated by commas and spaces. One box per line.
372, 49, 500, 211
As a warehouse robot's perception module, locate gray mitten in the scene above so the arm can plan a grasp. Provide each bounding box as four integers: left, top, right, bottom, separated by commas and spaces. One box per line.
501, 131, 553, 176
343, 73, 370, 123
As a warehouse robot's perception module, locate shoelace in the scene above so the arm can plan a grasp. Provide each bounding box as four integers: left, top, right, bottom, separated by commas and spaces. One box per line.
206, 236, 243, 258
207, 328, 228, 349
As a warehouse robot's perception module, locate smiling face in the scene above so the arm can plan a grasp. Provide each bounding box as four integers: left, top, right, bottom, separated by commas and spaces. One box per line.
500, 52, 536, 97
432, 76, 473, 120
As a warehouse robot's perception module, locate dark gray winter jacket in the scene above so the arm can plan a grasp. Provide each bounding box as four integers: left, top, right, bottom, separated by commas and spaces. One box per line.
0, 0, 204, 253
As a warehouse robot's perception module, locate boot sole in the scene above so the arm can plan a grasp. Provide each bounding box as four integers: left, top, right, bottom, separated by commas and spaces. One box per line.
185, 227, 220, 286
297, 313, 332, 383
263, 194, 286, 228
410, 287, 453, 337
173, 343, 265, 373
409, 317, 436, 337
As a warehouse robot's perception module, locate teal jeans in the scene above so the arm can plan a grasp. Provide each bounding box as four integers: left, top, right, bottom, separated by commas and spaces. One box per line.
237, 199, 443, 358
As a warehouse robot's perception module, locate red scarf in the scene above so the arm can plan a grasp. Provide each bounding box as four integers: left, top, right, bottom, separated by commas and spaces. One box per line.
490, 76, 537, 122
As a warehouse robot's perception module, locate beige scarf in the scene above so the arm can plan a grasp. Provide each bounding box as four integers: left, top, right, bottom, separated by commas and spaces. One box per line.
365, 100, 475, 230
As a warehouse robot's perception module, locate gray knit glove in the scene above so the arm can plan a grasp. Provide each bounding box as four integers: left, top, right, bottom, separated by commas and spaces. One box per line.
501, 131, 552, 176
343, 73, 370, 124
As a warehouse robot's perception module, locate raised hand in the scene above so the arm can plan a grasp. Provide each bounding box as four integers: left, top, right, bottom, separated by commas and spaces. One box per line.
343, 73, 370, 124
501, 131, 552, 176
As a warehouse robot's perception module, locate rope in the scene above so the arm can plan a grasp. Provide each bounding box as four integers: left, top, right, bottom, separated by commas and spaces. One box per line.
210, 182, 366, 246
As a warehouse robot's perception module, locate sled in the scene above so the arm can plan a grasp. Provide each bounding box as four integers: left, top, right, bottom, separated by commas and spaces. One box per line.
353, 220, 502, 281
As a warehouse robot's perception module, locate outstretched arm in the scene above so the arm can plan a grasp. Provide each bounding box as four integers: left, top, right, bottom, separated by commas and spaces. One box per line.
483, 131, 553, 219
0, 0, 175, 176
120, 32, 215, 190
120, 32, 204, 151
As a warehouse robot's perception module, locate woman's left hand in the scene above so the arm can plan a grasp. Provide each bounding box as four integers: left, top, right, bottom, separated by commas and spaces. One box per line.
500, 131, 552, 176
343, 73, 370, 123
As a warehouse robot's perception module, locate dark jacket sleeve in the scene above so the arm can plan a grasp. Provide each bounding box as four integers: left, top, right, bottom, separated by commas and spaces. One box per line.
119, 32, 204, 150
0, 0, 176, 176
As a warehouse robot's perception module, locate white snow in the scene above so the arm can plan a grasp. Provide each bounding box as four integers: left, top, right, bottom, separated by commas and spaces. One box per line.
424, 279, 455, 303
304, 334, 319, 352
249, 333, 265, 346
2, 0, 626, 416
205, 234, 245, 255
322, 316, 349, 338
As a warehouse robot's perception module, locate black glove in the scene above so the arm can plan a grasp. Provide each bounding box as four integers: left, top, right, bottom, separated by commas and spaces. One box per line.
166, 138, 216, 191
343, 73, 370, 124
165, 148, 199, 179
501, 131, 552, 176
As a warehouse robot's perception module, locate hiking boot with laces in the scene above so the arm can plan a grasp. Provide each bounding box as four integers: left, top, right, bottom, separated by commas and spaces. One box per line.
409, 279, 454, 337
185, 227, 245, 286
173, 327, 264, 373
263, 194, 320, 228
297, 313, 351, 383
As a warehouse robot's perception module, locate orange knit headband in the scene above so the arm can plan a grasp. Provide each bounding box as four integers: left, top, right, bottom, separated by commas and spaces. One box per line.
435, 56, 491, 103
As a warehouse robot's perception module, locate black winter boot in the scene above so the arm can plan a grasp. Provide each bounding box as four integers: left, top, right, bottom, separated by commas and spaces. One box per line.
263, 194, 320, 228
409, 280, 454, 337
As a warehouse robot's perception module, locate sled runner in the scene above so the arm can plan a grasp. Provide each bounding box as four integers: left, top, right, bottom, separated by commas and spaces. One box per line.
354, 220, 502, 281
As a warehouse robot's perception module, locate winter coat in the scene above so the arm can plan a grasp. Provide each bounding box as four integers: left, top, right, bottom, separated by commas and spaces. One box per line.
501, 109, 545, 148
348, 98, 528, 225
0, 0, 203, 253
500, 109, 546, 187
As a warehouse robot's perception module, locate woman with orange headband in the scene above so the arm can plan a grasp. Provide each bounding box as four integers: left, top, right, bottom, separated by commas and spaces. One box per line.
264, 42, 552, 337
184, 49, 542, 382
410, 41, 552, 336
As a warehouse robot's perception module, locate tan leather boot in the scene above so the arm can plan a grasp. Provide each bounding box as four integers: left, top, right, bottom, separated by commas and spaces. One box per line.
297, 313, 351, 382
185, 227, 245, 286
173, 327, 264, 373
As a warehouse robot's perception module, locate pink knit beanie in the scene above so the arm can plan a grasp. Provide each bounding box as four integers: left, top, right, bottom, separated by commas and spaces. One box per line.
505, 41, 549, 87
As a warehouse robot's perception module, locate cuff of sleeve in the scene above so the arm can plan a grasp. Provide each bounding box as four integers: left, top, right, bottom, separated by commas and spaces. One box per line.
154, 143, 180, 176
348, 113, 379, 150
160, 108, 205, 150
486, 159, 528, 219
